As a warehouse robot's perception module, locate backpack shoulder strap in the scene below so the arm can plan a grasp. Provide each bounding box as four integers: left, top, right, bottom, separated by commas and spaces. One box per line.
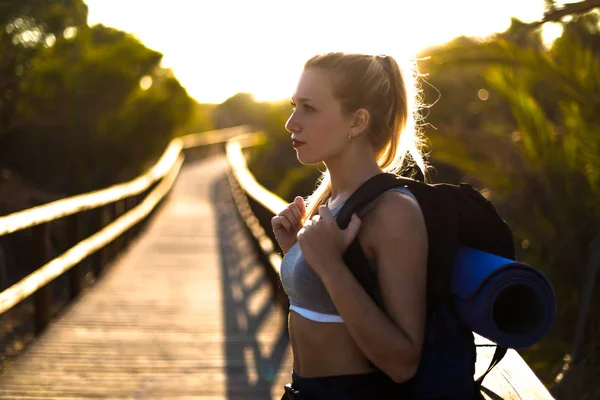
336, 173, 406, 229
336, 173, 407, 307
338, 173, 460, 312
337, 173, 509, 392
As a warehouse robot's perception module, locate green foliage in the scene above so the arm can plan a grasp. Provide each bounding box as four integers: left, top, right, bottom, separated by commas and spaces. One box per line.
0, 0, 89, 135
241, 6, 600, 398
0, 2, 200, 195
420, 11, 600, 398
178, 102, 216, 135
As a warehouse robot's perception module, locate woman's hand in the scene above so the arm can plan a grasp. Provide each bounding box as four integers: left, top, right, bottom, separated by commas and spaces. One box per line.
271, 196, 306, 254
297, 205, 361, 278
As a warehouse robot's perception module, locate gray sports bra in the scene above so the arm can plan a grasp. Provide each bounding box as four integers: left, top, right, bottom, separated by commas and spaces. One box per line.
279, 187, 417, 323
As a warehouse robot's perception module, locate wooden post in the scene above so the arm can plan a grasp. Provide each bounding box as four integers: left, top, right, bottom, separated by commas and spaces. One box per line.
135, 193, 145, 236
0, 243, 7, 291
93, 206, 111, 277
92, 208, 102, 277
125, 197, 137, 245
68, 213, 84, 300
114, 200, 125, 254
33, 223, 52, 335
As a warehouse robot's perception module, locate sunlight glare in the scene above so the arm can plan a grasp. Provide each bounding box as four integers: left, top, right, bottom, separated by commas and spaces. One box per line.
86, 0, 548, 104
139, 76, 153, 91
63, 26, 78, 40
541, 22, 564, 48
478, 89, 490, 101
45, 33, 56, 48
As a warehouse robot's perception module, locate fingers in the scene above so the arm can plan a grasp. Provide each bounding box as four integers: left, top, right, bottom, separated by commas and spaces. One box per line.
294, 196, 306, 216
278, 202, 336, 236
288, 200, 304, 223
297, 226, 306, 238
301, 214, 320, 231
272, 200, 305, 233
317, 205, 333, 221
272, 214, 293, 233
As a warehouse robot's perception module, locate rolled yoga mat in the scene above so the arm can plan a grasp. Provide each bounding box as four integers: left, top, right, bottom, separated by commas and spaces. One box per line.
451, 246, 556, 349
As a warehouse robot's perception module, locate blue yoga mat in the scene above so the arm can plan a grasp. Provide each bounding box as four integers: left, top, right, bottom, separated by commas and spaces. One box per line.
451, 246, 556, 349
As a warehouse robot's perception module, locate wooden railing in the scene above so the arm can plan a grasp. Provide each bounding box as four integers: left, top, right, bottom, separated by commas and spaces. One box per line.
0, 126, 556, 398
0, 125, 250, 336
225, 138, 290, 312
224, 137, 556, 400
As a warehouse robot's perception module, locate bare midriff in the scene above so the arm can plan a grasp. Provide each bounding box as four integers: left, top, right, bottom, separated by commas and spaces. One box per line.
288, 310, 378, 377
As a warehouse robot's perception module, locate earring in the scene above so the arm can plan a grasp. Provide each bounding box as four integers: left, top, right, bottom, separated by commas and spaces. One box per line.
348, 133, 354, 141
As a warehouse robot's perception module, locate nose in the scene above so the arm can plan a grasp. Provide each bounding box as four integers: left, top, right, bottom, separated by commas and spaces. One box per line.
285, 111, 300, 134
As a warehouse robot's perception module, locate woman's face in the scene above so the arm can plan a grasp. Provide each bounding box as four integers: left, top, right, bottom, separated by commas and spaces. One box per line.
285, 67, 352, 165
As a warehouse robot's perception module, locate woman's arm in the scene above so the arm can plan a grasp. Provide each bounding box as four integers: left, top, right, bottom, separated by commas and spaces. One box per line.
319, 192, 428, 383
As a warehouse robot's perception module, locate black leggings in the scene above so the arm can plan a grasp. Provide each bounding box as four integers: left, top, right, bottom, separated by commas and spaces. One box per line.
281, 370, 414, 400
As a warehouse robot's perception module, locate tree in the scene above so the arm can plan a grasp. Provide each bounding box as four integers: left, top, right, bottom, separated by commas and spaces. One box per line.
0, 0, 88, 138
0, 21, 195, 195
420, 8, 600, 398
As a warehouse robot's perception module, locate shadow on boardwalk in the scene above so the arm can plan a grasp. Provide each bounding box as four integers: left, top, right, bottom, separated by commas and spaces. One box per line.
211, 175, 290, 400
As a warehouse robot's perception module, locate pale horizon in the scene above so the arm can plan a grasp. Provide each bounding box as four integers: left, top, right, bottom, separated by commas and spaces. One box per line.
85, 0, 561, 104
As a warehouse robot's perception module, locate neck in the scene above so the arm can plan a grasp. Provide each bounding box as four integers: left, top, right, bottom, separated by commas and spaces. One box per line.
325, 141, 383, 207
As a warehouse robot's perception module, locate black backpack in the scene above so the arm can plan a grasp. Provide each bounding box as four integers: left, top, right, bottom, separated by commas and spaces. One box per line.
336, 173, 515, 399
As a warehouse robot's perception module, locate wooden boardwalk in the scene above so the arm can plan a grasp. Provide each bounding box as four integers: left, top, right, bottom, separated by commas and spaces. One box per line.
0, 155, 554, 399
0, 156, 293, 399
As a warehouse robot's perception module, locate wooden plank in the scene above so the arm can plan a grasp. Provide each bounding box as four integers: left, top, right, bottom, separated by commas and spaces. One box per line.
180, 126, 251, 149
0, 155, 554, 399
0, 156, 293, 399
0, 126, 252, 238
475, 335, 554, 399
225, 140, 288, 216
0, 155, 184, 316
0, 140, 183, 237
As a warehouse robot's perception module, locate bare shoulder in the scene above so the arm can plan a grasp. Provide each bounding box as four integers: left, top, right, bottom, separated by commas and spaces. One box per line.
360, 191, 428, 356
360, 191, 427, 257
362, 191, 425, 236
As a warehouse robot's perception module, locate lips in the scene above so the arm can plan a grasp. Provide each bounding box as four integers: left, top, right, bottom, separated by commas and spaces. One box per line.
292, 139, 306, 148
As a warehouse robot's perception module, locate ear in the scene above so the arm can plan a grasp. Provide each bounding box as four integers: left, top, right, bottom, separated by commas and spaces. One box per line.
349, 108, 370, 138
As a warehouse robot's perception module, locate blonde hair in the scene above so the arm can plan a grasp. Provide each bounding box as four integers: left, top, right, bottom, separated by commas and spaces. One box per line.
302, 52, 429, 219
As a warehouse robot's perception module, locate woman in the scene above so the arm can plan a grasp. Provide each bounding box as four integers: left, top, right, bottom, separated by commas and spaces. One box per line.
272, 52, 430, 399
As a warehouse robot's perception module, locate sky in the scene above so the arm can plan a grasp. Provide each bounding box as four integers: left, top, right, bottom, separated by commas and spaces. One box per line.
85, 0, 560, 104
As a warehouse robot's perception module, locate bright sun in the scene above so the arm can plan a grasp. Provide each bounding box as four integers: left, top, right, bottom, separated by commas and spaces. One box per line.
85, 0, 553, 104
